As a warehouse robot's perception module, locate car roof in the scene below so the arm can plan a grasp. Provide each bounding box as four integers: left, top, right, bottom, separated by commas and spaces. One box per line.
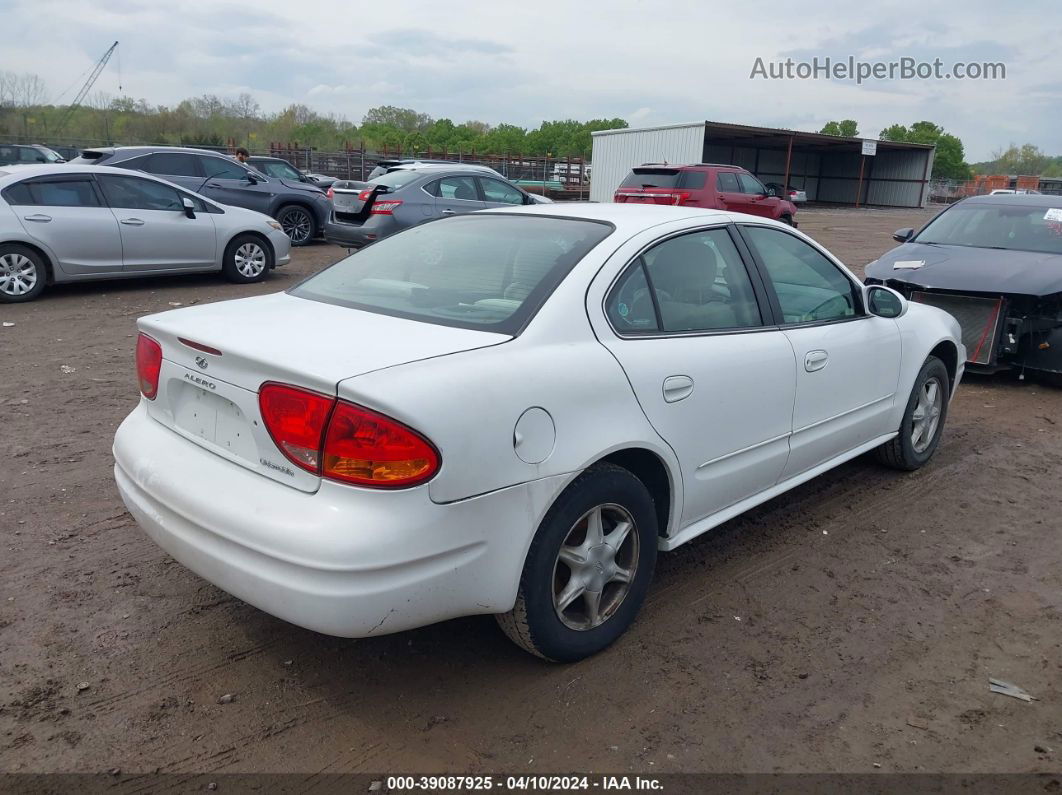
83, 145, 230, 158
0, 163, 210, 189
961, 194, 1062, 207
480, 201, 745, 230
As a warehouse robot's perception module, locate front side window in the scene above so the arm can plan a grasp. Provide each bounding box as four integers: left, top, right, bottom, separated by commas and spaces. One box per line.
480, 177, 524, 205
716, 172, 740, 192
253, 160, 301, 180
738, 173, 767, 195
742, 225, 859, 324
436, 176, 479, 201
145, 152, 200, 177
2, 178, 100, 208
291, 215, 613, 334
608, 228, 763, 333
201, 156, 251, 180
98, 174, 184, 211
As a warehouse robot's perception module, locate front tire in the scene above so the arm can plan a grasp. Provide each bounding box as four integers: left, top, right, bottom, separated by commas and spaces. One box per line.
496, 464, 658, 662
222, 235, 272, 284
0, 244, 47, 303
276, 205, 315, 247
875, 355, 950, 471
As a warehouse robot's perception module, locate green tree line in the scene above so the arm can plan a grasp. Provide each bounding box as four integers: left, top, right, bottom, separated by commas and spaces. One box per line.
0, 73, 626, 158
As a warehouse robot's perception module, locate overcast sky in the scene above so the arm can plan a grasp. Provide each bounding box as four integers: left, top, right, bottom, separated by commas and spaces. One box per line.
6, 0, 1061, 160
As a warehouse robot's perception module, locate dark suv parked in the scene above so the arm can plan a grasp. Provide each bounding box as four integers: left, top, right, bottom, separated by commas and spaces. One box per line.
0, 144, 65, 165
71, 146, 332, 245
614, 163, 798, 226
247, 155, 337, 191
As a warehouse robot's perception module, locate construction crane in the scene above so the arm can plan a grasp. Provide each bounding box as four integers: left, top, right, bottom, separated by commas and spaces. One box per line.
54, 41, 119, 137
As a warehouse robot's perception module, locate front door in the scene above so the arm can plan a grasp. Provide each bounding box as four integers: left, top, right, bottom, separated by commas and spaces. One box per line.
478, 176, 526, 209
7, 174, 123, 275
739, 223, 902, 477
593, 224, 797, 527
195, 155, 275, 216
432, 175, 485, 218
97, 174, 216, 271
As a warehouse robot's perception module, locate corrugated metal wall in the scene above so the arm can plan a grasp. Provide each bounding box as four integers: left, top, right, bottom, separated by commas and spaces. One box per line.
590, 123, 705, 202
705, 143, 822, 200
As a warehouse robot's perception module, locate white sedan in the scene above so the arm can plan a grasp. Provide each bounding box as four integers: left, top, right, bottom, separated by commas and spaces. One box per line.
0, 165, 291, 302
113, 204, 964, 661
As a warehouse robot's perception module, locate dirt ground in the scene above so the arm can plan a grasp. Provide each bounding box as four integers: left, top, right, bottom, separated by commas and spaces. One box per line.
1, 206, 1060, 776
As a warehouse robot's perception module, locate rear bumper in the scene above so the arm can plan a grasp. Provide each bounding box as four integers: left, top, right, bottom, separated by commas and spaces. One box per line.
113, 403, 565, 637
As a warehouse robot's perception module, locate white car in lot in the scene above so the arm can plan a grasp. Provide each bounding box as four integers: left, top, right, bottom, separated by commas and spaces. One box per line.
113, 204, 964, 661
0, 165, 291, 302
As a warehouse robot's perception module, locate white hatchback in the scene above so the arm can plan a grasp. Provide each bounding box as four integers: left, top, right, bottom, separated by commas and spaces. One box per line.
113, 204, 964, 661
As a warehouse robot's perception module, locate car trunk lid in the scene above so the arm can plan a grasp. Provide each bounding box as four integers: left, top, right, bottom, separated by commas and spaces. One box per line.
138, 292, 508, 491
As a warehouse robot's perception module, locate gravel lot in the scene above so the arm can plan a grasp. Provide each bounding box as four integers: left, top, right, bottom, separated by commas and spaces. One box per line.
1, 206, 1060, 775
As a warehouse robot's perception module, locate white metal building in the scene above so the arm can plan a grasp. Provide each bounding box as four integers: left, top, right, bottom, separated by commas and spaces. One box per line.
590, 121, 936, 208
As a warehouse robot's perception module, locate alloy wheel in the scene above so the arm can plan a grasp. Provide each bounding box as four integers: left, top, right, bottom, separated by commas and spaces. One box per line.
911, 376, 943, 453
234, 242, 266, 278
552, 503, 640, 631
280, 209, 312, 244
0, 253, 37, 297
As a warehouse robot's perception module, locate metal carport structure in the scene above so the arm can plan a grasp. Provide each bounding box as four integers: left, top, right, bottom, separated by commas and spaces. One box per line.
591, 121, 936, 207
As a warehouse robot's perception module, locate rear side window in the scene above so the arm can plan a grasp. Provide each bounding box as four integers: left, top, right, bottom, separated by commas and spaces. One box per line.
2, 178, 101, 207
436, 176, 478, 201
98, 174, 184, 211
716, 172, 740, 192
291, 215, 613, 334
678, 171, 706, 189
146, 152, 200, 177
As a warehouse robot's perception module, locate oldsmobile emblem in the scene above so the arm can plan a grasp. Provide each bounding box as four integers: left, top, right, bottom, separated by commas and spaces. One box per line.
195, 356, 208, 370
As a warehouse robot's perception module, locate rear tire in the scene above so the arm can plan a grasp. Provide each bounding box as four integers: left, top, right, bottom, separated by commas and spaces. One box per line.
0, 243, 47, 303
276, 205, 315, 247
221, 234, 272, 284
496, 464, 658, 662
875, 356, 950, 471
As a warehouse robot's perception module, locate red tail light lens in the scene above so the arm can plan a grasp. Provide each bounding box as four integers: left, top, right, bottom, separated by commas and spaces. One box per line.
322, 402, 440, 488
358, 188, 373, 201
135, 333, 163, 400
326, 187, 334, 200
258, 383, 440, 488
370, 199, 403, 215
259, 383, 334, 473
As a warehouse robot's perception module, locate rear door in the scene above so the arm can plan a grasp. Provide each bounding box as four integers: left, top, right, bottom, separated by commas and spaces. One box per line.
431, 175, 485, 217
4, 174, 123, 275
591, 223, 797, 527
739, 223, 901, 477
97, 173, 216, 271
138, 151, 206, 193
714, 170, 747, 213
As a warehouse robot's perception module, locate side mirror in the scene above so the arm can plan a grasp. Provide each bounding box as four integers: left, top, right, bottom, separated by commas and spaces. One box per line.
245, 171, 261, 184
765, 187, 778, 198
892, 227, 915, 243
182, 197, 196, 219
865, 285, 907, 319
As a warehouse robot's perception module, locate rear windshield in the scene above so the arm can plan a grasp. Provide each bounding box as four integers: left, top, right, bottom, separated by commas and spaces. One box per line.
619, 168, 704, 189
369, 170, 423, 191
915, 202, 1062, 255
290, 214, 614, 334
70, 150, 109, 163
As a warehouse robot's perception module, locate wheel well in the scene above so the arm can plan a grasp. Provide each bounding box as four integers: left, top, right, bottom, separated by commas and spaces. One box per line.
228, 231, 274, 261
5, 241, 55, 284
929, 340, 959, 393
596, 448, 672, 536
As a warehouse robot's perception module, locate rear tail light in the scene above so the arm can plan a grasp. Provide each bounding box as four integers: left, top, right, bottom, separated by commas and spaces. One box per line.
670, 191, 691, 205
358, 188, 373, 201
135, 333, 163, 400
258, 383, 440, 488
370, 199, 403, 215
326, 187, 334, 200
259, 383, 334, 472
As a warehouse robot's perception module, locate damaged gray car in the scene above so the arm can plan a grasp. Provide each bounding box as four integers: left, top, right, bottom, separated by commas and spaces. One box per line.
865, 194, 1062, 382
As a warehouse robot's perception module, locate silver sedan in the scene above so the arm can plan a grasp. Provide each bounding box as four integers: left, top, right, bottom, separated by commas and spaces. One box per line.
0, 165, 291, 303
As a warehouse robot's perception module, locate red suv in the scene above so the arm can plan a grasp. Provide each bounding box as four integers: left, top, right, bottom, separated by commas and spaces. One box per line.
614, 163, 798, 226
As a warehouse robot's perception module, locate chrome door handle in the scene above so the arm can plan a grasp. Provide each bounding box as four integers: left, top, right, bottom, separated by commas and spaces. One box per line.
804, 350, 829, 372
662, 375, 695, 403
23, 214, 51, 222
120, 218, 145, 226
206, 182, 222, 188
441, 209, 456, 216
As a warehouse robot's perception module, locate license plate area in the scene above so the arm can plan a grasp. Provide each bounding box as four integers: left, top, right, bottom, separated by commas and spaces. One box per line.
173, 382, 257, 459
